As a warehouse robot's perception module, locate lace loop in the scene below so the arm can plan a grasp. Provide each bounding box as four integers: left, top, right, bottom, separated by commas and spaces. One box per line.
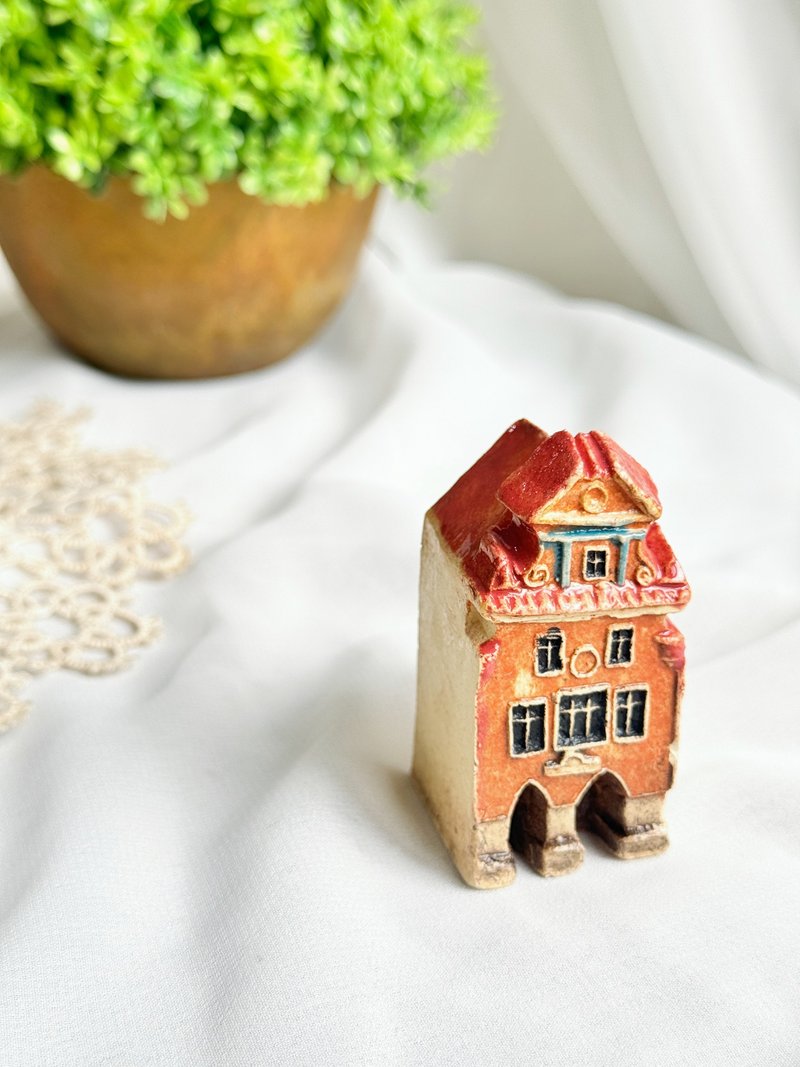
0, 404, 190, 731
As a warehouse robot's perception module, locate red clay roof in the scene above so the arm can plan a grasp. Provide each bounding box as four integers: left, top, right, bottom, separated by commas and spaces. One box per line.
431, 420, 689, 620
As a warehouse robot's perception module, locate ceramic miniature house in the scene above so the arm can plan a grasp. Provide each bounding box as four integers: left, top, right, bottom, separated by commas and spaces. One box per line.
413, 421, 689, 888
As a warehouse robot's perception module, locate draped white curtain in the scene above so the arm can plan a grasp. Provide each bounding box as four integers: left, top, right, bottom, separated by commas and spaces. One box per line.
380, 0, 800, 384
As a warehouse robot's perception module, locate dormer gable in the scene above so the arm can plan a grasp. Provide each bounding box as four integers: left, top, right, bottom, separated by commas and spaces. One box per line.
497, 430, 661, 528
431, 420, 689, 619
536, 476, 652, 527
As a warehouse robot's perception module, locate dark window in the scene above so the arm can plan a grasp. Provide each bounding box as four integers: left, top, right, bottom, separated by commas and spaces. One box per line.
536, 629, 564, 674
615, 688, 647, 739
557, 689, 608, 747
510, 702, 546, 756
585, 547, 608, 579
608, 626, 634, 666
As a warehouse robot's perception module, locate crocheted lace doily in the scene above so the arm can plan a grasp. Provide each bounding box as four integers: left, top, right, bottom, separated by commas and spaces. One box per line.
0, 403, 190, 731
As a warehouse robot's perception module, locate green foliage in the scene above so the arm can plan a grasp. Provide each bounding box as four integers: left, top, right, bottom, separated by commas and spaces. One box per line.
0, 0, 495, 219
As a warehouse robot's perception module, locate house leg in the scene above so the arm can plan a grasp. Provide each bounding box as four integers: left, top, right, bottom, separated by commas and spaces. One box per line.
587, 785, 669, 859
455, 817, 517, 890
412, 767, 517, 889
511, 796, 584, 878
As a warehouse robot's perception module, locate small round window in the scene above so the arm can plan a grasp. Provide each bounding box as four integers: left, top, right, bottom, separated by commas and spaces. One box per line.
581, 482, 607, 513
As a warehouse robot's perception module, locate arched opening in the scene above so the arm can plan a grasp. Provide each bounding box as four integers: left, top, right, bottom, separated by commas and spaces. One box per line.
509, 780, 550, 865
509, 780, 584, 877
577, 770, 629, 847
577, 770, 670, 860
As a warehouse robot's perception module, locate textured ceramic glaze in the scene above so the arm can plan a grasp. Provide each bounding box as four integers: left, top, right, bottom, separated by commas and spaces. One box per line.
0, 168, 377, 379
414, 420, 690, 887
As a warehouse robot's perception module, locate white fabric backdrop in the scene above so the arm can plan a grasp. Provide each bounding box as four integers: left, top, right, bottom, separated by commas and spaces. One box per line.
385, 1, 800, 383
0, 241, 798, 1064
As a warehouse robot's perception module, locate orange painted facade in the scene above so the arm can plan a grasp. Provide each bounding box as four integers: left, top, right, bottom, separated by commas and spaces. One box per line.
474, 613, 685, 819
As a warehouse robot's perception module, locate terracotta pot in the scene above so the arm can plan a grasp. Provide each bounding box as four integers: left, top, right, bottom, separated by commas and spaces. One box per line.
0, 167, 377, 379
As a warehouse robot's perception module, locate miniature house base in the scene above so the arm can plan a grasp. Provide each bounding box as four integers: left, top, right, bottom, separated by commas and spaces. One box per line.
413, 423, 688, 888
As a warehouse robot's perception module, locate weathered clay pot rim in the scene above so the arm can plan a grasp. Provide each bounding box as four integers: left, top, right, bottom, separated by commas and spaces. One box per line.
0, 166, 375, 215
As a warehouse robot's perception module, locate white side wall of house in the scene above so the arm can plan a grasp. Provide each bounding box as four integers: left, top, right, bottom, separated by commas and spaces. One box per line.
412, 516, 482, 884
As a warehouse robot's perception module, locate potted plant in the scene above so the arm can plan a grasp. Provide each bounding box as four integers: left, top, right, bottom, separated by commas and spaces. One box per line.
0, 0, 494, 378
